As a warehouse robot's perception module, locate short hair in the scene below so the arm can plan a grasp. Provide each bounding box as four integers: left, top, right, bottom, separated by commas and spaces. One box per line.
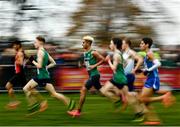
123, 38, 131, 47
12, 40, 22, 47
142, 37, 153, 48
111, 37, 122, 49
36, 36, 46, 43
83, 35, 94, 45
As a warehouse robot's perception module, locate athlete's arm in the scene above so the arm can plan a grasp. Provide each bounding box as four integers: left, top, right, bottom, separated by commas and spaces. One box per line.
108, 53, 119, 73
32, 50, 44, 68
46, 54, 56, 69
15, 51, 24, 65
146, 52, 161, 71
90, 50, 104, 69
130, 50, 143, 73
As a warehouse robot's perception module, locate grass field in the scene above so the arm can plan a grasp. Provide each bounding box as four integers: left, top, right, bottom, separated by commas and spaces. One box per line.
0, 91, 179, 126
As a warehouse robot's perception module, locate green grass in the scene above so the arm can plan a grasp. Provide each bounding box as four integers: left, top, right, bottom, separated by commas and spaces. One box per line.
0, 92, 179, 126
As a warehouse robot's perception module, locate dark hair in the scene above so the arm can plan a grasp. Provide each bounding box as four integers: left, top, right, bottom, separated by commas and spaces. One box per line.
36, 36, 45, 43
12, 40, 22, 47
111, 37, 122, 49
142, 37, 153, 48
123, 38, 131, 47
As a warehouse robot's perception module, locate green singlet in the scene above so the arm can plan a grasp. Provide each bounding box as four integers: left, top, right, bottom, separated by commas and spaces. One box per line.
113, 52, 127, 84
36, 49, 50, 79
84, 49, 99, 77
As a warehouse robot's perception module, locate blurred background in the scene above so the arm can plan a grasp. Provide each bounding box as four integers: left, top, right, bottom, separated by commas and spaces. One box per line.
0, 0, 179, 91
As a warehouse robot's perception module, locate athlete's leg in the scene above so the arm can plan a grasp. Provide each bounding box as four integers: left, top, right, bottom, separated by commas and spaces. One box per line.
23, 79, 38, 94
23, 79, 42, 116
139, 87, 160, 123
45, 83, 69, 105
30, 89, 44, 102
23, 79, 38, 105
125, 91, 146, 122
67, 86, 87, 117
100, 81, 120, 102
6, 82, 15, 99
5, 82, 21, 109
76, 76, 97, 112
45, 83, 75, 111
100, 81, 127, 111
29, 88, 48, 112
6, 74, 19, 101
78, 86, 87, 112
140, 87, 167, 103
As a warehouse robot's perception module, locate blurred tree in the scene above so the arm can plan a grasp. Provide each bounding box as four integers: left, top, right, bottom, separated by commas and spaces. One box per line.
66, 0, 155, 47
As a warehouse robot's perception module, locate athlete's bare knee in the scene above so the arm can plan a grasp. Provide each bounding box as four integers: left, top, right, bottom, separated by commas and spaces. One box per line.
51, 92, 56, 97
80, 87, 87, 95
6, 82, 12, 90
23, 86, 26, 92
99, 87, 106, 95
50, 91, 58, 97
23, 85, 30, 93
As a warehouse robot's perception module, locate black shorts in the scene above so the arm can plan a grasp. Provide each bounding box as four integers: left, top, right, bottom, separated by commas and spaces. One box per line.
9, 72, 26, 87
85, 74, 102, 90
109, 79, 126, 89
33, 77, 52, 87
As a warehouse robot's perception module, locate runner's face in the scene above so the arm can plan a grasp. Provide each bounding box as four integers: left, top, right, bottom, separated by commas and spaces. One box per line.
140, 41, 146, 51
82, 40, 90, 49
13, 44, 19, 51
109, 40, 115, 51
122, 40, 127, 50
34, 39, 40, 48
